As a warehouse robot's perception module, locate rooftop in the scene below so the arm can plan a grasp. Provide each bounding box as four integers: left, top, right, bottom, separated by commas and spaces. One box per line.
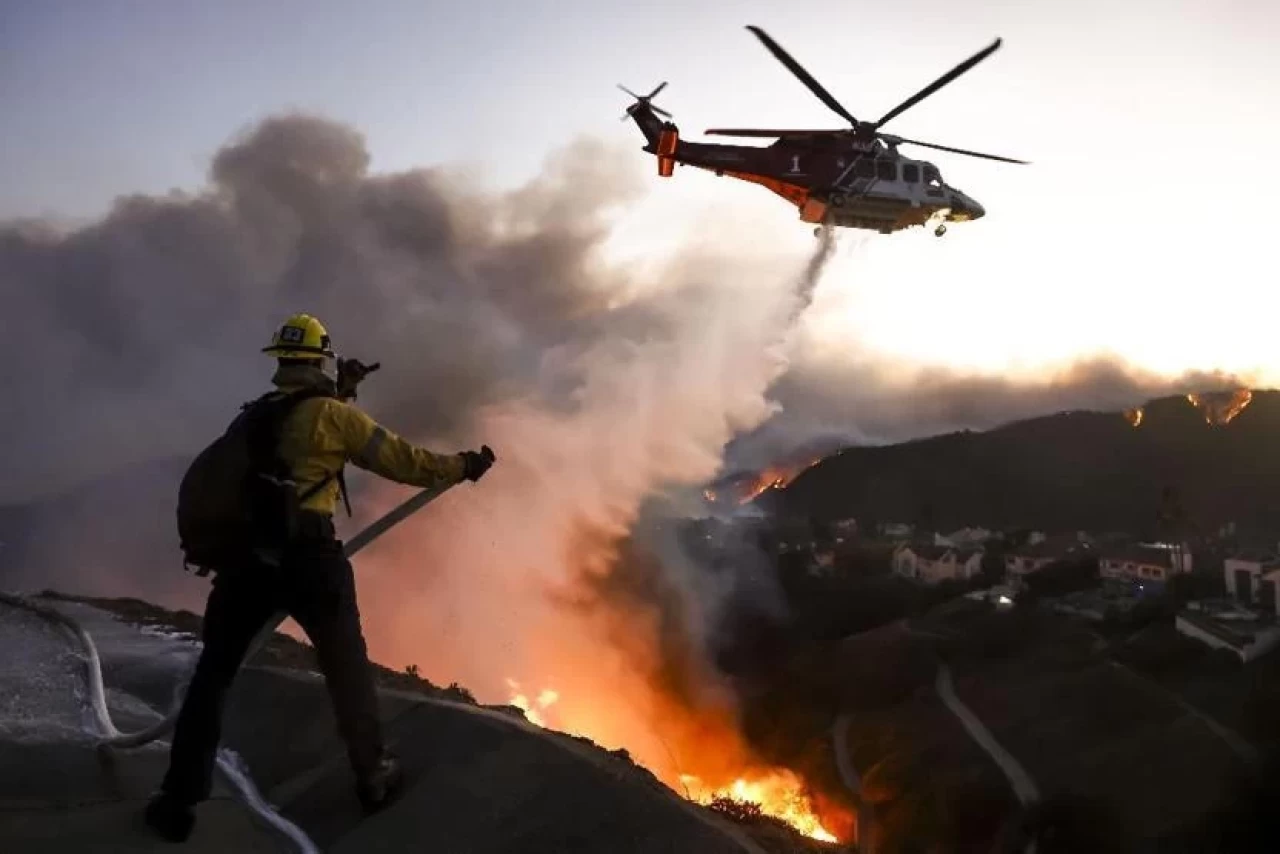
1099, 544, 1184, 569
1007, 534, 1093, 559
1226, 550, 1280, 570
1180, 600, 1280, 649
903, 543, 982, 562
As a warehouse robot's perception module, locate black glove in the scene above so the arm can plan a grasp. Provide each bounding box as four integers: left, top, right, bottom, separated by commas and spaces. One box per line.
459, 445, 495, 482
336, 358, 381, 400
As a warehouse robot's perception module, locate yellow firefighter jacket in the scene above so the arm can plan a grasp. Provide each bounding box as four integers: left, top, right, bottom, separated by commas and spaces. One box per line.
270, 363, 467, 515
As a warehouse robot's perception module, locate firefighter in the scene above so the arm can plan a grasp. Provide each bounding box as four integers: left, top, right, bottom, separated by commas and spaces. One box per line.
145, 313, 495, 842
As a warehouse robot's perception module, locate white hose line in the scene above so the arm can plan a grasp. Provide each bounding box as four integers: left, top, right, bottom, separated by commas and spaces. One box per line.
0, 591, 321, 854
96, 480, 455, 751
0, 591, 129, 740
0, 481, 456, 851
217, 747, 322, 854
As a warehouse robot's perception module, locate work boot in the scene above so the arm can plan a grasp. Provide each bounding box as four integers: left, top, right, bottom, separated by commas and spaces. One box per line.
144, 791, 196, 842
355, 752, 404, 813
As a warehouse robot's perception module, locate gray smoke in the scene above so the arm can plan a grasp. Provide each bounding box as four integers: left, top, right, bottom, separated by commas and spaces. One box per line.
2, 112, 1259, 805
0, 111, 1250, 607
0, 114, 832, 618
725, 353, 1255, 472
0, 115, 642, 505
0, 115, 674, 603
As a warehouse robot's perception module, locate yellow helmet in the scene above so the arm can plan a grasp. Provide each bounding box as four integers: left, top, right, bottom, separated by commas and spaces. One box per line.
262, 313, 336, 360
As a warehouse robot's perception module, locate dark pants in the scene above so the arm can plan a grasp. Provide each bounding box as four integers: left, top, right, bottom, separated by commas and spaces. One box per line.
160, 518, 384, 804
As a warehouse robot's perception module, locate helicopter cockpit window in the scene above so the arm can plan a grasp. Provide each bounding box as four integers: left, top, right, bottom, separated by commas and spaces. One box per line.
923, 165, 942, 186
876, 160, 897, 181
902, 164, 920, 183
854, 159, 876, 179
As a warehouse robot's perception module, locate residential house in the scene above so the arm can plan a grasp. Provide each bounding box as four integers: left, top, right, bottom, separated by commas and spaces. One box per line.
894, 544, 984, 584
892, 544, 918, 578
831, 518, 858, 538
1224, 551, 1280, 614
1176, 600, 1280, 663
965, 584, 1017, 610
1004, 533, 1093, 579
880, 522, 914, 540
808, 548, 837, 577
1099, 543, 1192, 586
936, 527, 993, 548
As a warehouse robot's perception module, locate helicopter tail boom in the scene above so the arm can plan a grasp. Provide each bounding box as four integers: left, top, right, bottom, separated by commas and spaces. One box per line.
620, 84, 681, 176
619, 82, 671, 145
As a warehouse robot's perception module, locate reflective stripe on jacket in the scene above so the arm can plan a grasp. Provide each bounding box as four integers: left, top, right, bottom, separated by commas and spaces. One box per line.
271, 364, 467, 515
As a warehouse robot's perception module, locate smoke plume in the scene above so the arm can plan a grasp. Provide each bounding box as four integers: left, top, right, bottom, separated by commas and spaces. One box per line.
0, 112, 1256, 827
0, 112, 837, 792
725, 352, 1259, 473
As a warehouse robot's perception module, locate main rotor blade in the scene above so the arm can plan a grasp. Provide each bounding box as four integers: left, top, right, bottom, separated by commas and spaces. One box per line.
746, 25, 860, 129
888, 134, 1028, 164
874, 38, 1002, 130
704, 128, 847, 137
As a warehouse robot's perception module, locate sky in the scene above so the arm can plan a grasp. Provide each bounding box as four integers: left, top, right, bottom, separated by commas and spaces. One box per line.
4, 0, 1280, 791
3, 0, 1279, 380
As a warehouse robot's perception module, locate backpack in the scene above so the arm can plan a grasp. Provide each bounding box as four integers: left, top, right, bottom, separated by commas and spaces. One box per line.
176, 388, 347, 576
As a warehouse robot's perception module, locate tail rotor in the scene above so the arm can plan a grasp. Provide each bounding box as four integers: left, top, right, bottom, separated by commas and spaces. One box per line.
618, 81, 672, 120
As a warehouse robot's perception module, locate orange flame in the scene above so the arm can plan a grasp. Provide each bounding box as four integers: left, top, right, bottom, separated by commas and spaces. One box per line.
1186, 389, 1253, 425
681, 771, 841, 842
505, 677, 560, 728
1123, 407, 1144, 428
506, 681, 843, 843
730, 456, 823, 506
353, 396, 852, 849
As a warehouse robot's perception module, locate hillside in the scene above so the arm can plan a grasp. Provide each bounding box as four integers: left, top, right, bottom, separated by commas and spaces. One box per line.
769, 389, 1280, 536
0, 593, 835, 854
738, 597, 1280, 853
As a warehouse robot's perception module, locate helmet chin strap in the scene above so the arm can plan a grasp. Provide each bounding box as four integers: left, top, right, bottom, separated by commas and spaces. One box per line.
320, 356, 337, 382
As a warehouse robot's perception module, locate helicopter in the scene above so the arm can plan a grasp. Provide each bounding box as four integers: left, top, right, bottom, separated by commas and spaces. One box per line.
620, 26, 1028, 237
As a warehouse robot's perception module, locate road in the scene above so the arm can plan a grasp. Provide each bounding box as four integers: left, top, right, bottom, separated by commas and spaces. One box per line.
830, 714, 874, 854
831, 619, 1042, 853
935, 664, 1041, 806
1105, 659, 1261, 769
897, 619, 1042, 804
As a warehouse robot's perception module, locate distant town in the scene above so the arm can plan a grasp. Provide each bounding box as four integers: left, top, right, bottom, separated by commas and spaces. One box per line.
678, 510, 1280, 664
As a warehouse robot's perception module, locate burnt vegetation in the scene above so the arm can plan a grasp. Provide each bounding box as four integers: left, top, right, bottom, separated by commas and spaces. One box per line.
768, 389, 1280, 538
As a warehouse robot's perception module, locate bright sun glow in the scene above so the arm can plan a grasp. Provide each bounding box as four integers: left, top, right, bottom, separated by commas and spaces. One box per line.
596, 113, 1279, 390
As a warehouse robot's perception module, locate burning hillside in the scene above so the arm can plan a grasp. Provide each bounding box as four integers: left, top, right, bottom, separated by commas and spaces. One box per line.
1119, 388, 1252, 429
0, 113, 859, 849
1186, 388, 1253, 425
470, 512, 853, 846
502, 674, 842, 843
20, 107, 1280, 854
703, 455, 826, 509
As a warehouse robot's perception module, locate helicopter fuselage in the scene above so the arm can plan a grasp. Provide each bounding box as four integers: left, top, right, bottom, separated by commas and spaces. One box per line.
629, 104, 981, 234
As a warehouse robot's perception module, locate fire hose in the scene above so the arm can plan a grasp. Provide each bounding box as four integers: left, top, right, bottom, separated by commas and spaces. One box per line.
0, 477, 460, 852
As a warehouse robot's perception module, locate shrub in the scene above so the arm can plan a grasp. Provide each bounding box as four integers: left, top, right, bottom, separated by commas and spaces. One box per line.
442, 681, 476, 704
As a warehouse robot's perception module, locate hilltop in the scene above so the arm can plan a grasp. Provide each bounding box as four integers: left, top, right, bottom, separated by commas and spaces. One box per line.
766, 389, 1280, 536
0, 592, 839, 854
